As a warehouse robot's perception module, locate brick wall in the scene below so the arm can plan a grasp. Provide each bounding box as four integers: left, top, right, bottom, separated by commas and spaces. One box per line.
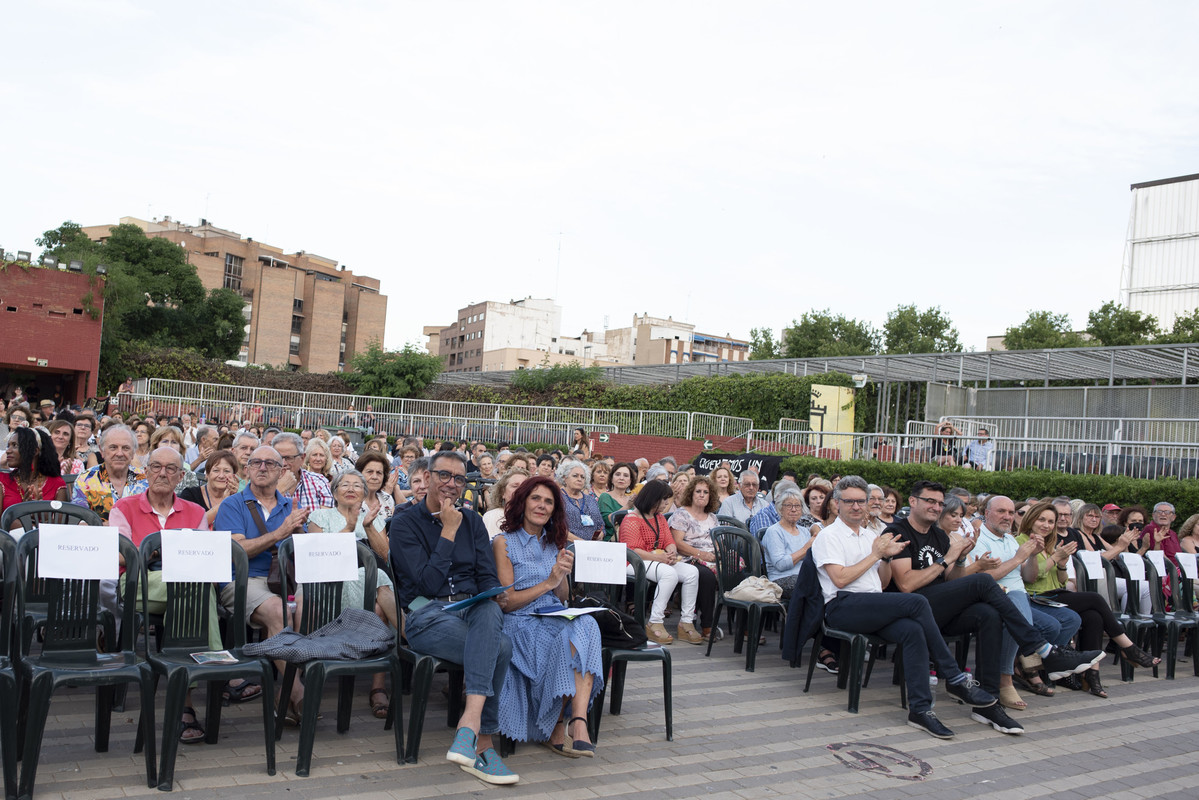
0, 267, 104, 402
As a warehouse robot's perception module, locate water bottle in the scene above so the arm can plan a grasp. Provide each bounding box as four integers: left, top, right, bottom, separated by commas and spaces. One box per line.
286, 594, 297, 624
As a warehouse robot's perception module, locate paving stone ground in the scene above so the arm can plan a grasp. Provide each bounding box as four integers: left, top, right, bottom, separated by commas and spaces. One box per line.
20, 634, 1199, 800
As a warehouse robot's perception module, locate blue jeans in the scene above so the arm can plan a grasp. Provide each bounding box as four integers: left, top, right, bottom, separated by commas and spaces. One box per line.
825, 591, 963, 715
405, 599, 513, 735
1032, 603, 1081, 649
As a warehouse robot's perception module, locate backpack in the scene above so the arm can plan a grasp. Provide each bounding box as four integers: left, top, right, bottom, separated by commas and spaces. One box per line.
572, 591, 649, 649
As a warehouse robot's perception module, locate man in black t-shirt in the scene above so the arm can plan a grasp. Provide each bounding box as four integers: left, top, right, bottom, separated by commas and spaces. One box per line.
887, 481, 1100, 736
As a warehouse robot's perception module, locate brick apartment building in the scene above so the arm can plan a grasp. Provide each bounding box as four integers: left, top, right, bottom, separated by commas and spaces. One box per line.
82, 217, 387, 372
0, 262, 104, 405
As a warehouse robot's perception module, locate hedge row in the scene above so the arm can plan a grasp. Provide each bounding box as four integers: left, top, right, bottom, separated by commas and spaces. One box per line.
122, 346, 353, 394
777, 456, 1199, 513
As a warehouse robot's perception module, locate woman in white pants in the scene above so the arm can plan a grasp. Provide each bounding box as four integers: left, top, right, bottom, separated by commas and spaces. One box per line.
619, 479, 703, 645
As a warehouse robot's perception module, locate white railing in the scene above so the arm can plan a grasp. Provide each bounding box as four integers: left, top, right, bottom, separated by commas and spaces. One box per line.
777, 418, 812, 432
736, 429, 1199, 479
122, 378, 753, 440
941, 415, 1199, 445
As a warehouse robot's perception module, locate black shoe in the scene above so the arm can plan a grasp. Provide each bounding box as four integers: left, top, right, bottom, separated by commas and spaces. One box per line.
1054, 674, 1084, 692
945, 677, 996, 708
1043, 646, 1105, 681
907, 710, 954, 739
970, 704, 1025, 735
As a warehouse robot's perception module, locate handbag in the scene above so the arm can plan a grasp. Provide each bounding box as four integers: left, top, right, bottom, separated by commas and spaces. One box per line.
571, 591, 649, 649
725, 575, 784, 604
245, 499, 293, 595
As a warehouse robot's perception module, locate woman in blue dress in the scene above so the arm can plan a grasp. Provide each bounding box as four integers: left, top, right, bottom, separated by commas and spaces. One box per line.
492, 475, 604, 757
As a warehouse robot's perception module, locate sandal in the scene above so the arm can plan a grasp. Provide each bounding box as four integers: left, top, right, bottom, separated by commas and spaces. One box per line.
284, 699, 323, 727
223, 679, 263, 705
816, 649, 839, 674
1012, 672, 1054, 697
539, 720, 580, 758
999, 685, 1027, 711
369, 688, 390, 720
1120, 642, 1160, 669
180, 706, 205, 744
1083, 668, 1108, 699
561, 716, 595, 758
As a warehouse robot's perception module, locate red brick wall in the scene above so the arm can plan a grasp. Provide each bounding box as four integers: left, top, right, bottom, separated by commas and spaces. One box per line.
590, 433, 747, 466
0, 267, 104, 402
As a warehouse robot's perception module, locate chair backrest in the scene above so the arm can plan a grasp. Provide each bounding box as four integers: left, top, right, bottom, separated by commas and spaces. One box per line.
711, 526, 763, 592
277, 537, 377, 634
1167, 557, 1198, 618
1143, 555, 1171, 617
0, 532, 16, 659
139, 531, 249, 652
1070, 553, 1102, 597
566, 544, 648, 626
0, 499, 104, 534
16, 527, 140, 655
715, 514, 748, 532
611, 509, 630, 533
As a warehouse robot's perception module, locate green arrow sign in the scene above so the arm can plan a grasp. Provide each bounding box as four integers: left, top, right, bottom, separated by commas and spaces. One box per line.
599, 433, 610, 443
703, 440, 714, 450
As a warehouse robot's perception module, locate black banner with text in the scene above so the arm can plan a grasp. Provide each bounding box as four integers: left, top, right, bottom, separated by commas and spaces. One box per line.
691, 453, 786, 490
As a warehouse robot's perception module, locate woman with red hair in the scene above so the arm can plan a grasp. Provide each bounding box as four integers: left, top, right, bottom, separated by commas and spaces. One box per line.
492, 475, 604, 758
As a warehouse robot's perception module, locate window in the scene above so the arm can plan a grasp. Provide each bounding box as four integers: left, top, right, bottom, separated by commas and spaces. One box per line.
293, 298, 304, 313
289, 335, 301, 356
203, 251, 219, 258
291, 315, 303, 335
223, 253, 244, 291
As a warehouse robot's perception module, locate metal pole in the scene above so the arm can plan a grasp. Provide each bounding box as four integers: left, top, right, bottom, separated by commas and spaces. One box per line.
1044, 353, 1051, 387
985, 354, 991, 388
1109, 351, 1115, 387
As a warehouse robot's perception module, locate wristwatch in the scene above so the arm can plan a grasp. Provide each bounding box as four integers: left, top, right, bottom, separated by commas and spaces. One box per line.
880, 555, 893, 563
933, 557, 948, 570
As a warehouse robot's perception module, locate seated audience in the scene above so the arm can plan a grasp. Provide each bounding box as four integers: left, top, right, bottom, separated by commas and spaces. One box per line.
483, 468, 530, 540
1, 427, 68, 511
598, 462, 636, 541
557, 460, 602, 541
179, 449, 241, 526
47, 419, 84, 477
718, 471, 768, 524
669, 475, 725, 641
72, 425, 148, 520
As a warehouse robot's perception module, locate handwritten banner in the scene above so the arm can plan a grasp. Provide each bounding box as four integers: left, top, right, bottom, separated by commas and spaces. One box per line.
293, 533, 359, 584
161, 530, 233, 583
39, 524, 118, 580
691, 453, 785, 490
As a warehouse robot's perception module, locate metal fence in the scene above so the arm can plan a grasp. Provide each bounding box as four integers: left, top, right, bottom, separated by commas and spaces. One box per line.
777, 418, 812, 432
929, 383, 1199, 424
735, 429, 1199, 480
938, 415, 1199, 445
123, 378, 753, 440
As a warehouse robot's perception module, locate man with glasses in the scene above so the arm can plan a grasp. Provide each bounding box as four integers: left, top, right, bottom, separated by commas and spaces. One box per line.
110, 446, 226, 740
214, 445, 311, 713
962, 428, 994, 471
273, 431, 333, 511
1141, 502, 1181, 563
389, 451, 516, 784
812, 476, 996, 738
719, 470, 769, 524
231, 431, 260, 472
888, 485, 1101, 735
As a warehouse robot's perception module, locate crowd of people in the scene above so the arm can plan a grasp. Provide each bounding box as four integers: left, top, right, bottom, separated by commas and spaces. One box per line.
3, 391, 1197, 783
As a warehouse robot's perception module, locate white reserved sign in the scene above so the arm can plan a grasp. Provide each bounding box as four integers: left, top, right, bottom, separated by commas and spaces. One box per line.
1145, 549, 1167, 580
39, 524, 118, 580
1177, 552, 1199, 580
1119, 552, 1146, 582
573, 541, 627, 584
293, 533, 359, 584
1077, 550, 1104, 579
161, 530, 232, 583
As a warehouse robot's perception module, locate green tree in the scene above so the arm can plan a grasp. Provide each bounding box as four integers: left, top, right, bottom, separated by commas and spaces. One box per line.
1001, 310, 1087, 350
1156, 308, 1199, 344
781, 310, 880, 358
37, 221, 246, 386
748, 327, 781, 360
343, 341, 444, 397
1086, 300, 1160, 347
510, 362, 603, 392
883, 305, 961, 354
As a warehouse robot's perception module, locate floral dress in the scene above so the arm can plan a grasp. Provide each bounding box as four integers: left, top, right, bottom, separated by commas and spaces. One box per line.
496, 528, 604, 742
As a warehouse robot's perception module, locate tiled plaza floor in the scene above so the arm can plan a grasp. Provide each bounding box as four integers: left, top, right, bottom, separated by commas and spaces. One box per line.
20, 633, 1199, 800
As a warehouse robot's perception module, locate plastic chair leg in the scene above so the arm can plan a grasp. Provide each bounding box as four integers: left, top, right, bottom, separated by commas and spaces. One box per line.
388, 666, 403, 766
705, 599, 724, 658
259, 666, 277, 777
204, 679, 223, 744
803, 638, 819, 692
745, 606, 761, 672
403, 657, 436, 763
1167, 625, 1180, 679
592, 651, 612, 743
336, 675, 355, 734
846, 638, 866, 714
95, 685, 114, 753
661, 651, 673, 741
294, 663, 328, 777
445, 669, 464, 727
0, 673, 18, 800
609, 661, 629, 715
18, 672, 55, 800
156, 668, 190, 791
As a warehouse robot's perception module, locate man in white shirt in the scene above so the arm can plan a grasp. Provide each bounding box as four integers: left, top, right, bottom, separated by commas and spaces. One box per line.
718, 471, 769, 524
812, 476, 995, 738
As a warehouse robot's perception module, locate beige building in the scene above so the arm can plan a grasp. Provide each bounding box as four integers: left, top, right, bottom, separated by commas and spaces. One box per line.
83, 216, 387, 372
603, 314, 750, 365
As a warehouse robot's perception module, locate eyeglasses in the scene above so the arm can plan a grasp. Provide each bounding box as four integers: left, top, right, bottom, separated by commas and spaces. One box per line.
431, 469, 467, 486
780, 503, 803, 510
146, 463, 181, 475
247, 459, 283, 471
841, 498, 868, 507
1127, 522, 1144, 530
913, 497, 945, 507
280, 453, 303, 461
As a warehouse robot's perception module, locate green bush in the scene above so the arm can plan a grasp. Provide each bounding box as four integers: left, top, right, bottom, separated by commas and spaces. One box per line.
777, 456, 1199, 512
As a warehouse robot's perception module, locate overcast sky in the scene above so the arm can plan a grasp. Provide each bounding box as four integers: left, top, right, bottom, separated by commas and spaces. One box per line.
4, 1, 1198, 355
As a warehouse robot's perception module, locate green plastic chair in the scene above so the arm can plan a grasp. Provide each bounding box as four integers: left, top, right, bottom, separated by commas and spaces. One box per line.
138, 532, 277, 791
275, 538, 403, 777
715, 515, 748, 532
705, 527, 785, 672
0, 532, 20, 800
805, 622, 891, 713
574, 548, 672, 742
1144, 557, 1197, 680
14, 528, 157, 798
